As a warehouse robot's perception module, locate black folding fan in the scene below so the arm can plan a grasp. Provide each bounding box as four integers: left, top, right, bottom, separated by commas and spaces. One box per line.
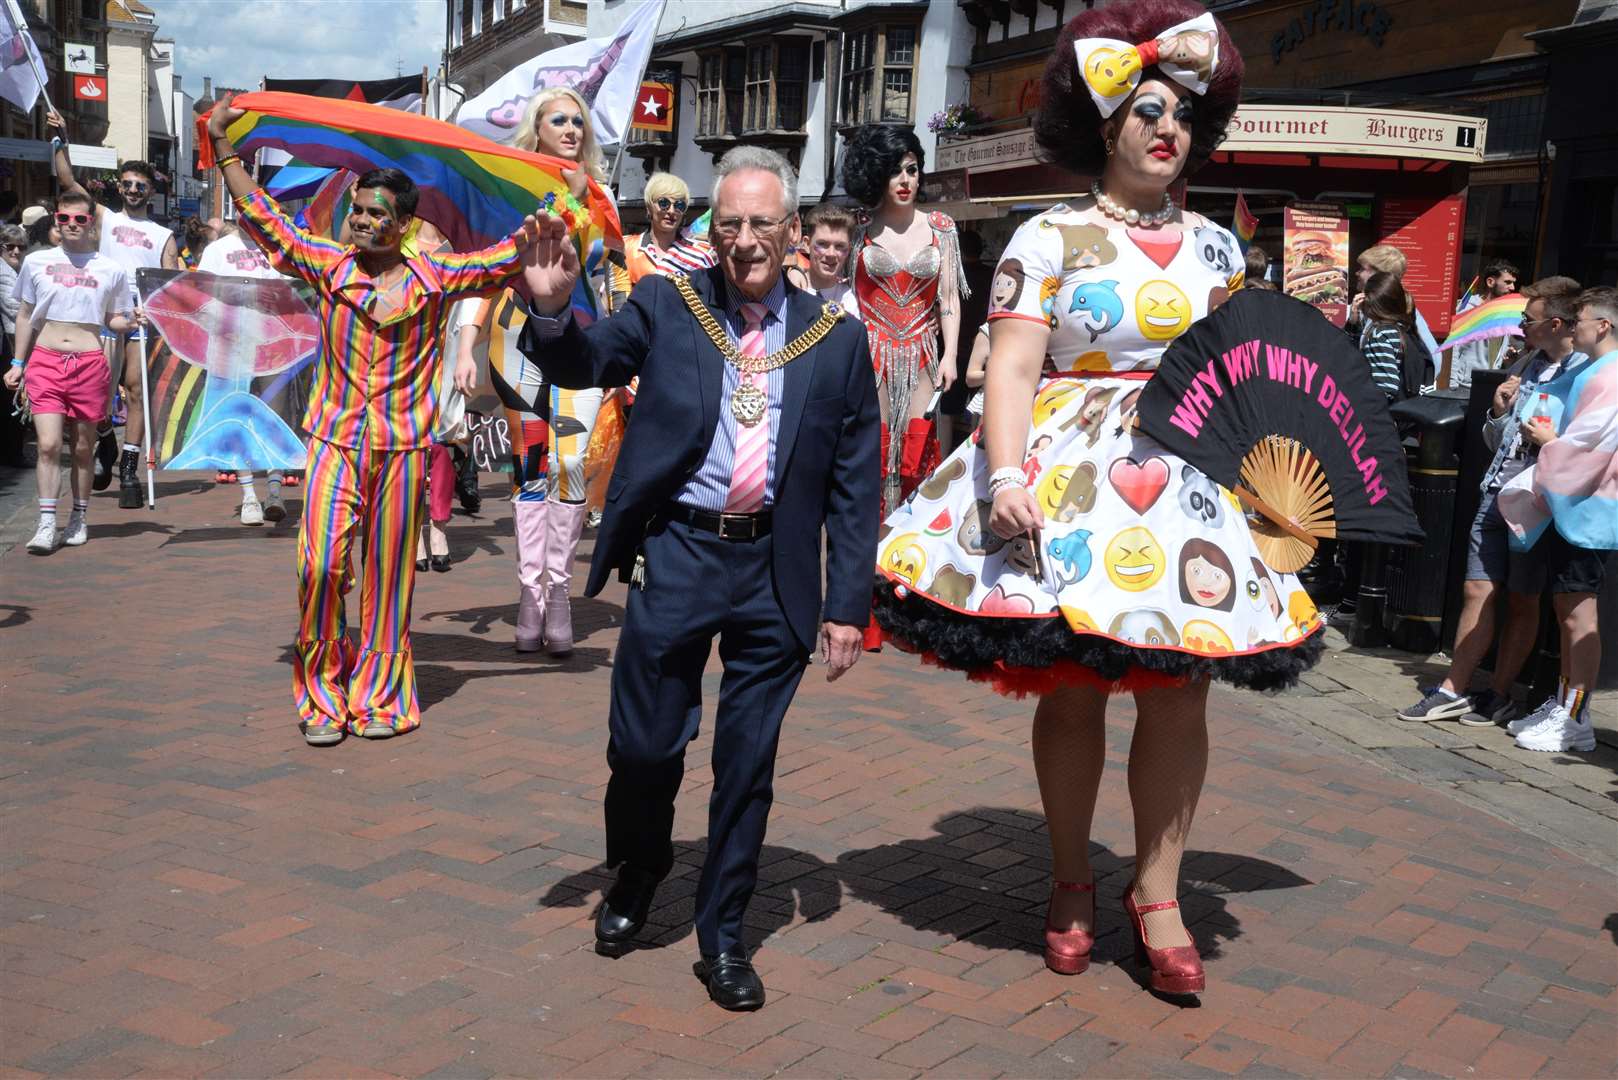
1135, 289, 1423, 572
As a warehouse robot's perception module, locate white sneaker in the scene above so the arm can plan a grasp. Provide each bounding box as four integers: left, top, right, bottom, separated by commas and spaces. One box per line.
240, 498, 264, 526
1507, 696, 1558, 736
25, 518, 57, 554
62, 513, 88, 547
1513, 705, 1597, 752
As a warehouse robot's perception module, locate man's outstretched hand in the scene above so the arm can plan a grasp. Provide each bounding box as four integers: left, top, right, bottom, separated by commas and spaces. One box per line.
519, 210, 580, 317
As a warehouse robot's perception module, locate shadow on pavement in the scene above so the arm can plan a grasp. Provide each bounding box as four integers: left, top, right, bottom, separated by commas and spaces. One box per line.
0, 603, 31, 630
537, 842, 840, 955
418, 597, 624, 644
83, 521, 178, 540
835, 808, 1311, 970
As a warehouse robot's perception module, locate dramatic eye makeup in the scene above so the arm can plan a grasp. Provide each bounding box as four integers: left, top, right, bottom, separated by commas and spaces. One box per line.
1132, 93, 1167, 121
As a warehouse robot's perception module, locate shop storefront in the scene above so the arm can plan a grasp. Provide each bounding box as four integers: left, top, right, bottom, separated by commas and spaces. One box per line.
939, 100, 1484, 339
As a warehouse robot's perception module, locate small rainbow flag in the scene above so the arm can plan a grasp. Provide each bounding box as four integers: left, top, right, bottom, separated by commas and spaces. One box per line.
1232, 191, 1258, 253
1438, 292, 1527, 352
292, 167, 353, 241
227, 91, 620, 258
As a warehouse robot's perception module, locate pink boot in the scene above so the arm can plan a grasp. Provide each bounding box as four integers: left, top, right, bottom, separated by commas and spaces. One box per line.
513, 499, 549, 652
544, 500, 587, 656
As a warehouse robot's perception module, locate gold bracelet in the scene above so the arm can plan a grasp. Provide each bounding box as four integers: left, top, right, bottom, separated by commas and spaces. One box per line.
216, 154, 241, 170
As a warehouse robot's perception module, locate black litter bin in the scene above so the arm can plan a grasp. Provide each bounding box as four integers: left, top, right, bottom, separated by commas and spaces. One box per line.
1382, 391, 1469, 652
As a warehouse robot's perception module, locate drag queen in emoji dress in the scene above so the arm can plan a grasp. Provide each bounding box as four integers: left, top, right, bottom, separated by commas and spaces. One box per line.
872, 0, 1324, 1001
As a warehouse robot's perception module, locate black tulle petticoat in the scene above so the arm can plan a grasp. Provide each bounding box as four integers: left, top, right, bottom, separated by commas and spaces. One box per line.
873, 580, 1326, 699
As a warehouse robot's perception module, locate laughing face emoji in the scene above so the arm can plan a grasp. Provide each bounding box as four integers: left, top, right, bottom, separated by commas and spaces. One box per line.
881, 532, 927, 586
1135, 280, 1192, 342
1104, 525, 1165, 592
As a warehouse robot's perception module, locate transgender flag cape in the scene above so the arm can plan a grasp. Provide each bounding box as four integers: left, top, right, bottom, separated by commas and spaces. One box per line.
1498, 348, 1618, 552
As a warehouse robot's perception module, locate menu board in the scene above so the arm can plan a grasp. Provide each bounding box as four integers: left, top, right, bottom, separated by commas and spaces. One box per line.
1375, 195, 1467, 339
1283, 201, 1351, 327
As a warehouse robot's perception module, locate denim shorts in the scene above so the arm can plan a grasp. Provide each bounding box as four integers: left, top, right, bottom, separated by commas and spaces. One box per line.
1465, 496, 1545, 594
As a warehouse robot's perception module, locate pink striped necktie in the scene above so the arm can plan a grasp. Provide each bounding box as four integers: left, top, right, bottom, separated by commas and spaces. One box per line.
724, 302, 771, 513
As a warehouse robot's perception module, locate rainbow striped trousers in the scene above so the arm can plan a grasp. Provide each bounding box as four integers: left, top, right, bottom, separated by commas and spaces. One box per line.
293, 436, 427, 735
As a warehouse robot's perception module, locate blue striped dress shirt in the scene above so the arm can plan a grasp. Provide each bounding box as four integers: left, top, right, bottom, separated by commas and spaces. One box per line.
678, 276, 788, 511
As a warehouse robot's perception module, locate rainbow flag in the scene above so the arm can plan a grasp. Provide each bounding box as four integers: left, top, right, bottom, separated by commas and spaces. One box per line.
226, 90, 620, 257
1232, 192, 1258, 253
292, 167, 353, 241
1438, 292, 1527, 352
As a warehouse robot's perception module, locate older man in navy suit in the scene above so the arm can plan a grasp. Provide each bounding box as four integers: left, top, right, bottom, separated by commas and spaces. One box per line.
513, 146, 879, 1010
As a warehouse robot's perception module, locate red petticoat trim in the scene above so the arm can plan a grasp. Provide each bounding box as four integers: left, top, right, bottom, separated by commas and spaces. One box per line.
878, 629, 1189, 699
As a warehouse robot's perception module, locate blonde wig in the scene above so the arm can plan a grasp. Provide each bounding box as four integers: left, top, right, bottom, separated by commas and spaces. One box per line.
514, 87, 607, 182
643, 172, 691, 206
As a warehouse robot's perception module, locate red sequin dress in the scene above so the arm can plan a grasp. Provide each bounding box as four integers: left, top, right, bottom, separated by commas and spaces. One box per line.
853, 210, 967, 513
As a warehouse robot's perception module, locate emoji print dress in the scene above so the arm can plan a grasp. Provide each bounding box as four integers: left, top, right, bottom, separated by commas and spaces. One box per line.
871, 206, 1326, 697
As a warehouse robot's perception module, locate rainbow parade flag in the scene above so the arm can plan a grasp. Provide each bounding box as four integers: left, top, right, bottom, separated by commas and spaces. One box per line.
1438, 292, 1527, 353
226, 91, 621, 257
1232, 191, 1258, 253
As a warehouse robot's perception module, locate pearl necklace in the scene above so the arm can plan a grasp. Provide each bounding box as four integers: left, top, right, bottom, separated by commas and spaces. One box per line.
1091, 182, 1174, 227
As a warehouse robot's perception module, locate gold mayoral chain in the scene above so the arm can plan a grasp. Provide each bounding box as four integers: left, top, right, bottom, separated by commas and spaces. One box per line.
674, 274, 844, 426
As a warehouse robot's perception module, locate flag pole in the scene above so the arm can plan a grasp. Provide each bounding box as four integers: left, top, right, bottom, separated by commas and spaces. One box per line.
132, 279, 157, 508
6, 0, 57, 117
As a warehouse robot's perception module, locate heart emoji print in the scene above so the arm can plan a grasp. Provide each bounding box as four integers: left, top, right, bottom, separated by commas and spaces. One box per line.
1108, 456, 1170, 515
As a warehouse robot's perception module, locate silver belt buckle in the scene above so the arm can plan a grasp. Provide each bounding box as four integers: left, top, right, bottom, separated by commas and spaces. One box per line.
718, 513, 749, 540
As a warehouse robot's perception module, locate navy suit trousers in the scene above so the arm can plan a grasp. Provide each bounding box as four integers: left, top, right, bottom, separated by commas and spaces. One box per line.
603, 514, 810, 957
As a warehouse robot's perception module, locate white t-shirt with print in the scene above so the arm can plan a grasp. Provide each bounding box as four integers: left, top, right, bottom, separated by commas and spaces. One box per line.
196, 232, 280, 279
15, 246, 130, 329
98, 208, 170, 304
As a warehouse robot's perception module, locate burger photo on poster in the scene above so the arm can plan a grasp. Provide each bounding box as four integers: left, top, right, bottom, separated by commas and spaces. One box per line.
1285, 231, 1346, 304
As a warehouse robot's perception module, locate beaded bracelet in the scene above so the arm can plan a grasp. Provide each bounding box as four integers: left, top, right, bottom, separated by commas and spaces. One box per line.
987, 466, 1024, 497
215, 154, 241, 170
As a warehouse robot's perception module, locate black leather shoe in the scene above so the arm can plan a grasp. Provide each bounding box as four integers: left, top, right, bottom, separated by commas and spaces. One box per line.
430, 553, 452, 573
695, 951, 764, 1011
594, 865, 658, 957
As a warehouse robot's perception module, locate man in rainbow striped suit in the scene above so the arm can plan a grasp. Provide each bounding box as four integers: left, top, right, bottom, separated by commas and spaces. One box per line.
207, 101, 539, 746
512, 147, 879, 1010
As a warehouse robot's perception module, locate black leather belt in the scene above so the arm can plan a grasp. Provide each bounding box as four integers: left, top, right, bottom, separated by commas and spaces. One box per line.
665, 503, 773, 540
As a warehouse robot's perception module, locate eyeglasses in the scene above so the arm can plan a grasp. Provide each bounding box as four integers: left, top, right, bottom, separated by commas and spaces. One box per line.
712, 214, 792, 239
1573, 315, 1612, 327
545, 114, 586, 129
1, 242, 22, 252
55, 212, 92, 225
120, 180, 150, 192
653, 198, 688, 213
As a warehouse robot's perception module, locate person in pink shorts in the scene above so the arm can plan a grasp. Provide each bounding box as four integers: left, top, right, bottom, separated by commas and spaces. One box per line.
4, 191, 142, 554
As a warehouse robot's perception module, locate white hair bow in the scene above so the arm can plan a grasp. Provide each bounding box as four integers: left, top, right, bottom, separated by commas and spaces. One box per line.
1072, 12, 1220, 119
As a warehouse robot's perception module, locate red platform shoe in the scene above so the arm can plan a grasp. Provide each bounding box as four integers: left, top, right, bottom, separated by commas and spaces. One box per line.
1123, 883, 1205, 996
1043, 880, 1095, 975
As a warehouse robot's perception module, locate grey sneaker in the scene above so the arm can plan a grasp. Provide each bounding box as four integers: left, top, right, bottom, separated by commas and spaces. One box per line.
301, 722, 346, 747
1507, 696, 1559, 736
1458, 689, 1515, 728
1397, 687, 1471, 722
62, 512, 88, 547
263, 489, 286, 522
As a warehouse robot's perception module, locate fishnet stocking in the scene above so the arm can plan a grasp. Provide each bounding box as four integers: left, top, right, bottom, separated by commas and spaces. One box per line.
1128, 680, 1210, 948
1032, 685, 1107, 934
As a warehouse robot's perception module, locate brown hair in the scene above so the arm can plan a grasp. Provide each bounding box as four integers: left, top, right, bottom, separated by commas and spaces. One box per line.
1360, 272, 1413, 329
1521, 275, 1583, 324
803, 202, 856, 237
1244, 245, 1268, 280
1576, 286, 1618, 326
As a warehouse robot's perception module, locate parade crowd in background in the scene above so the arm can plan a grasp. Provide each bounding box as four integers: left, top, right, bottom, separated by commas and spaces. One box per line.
4, 0, 1614, 1015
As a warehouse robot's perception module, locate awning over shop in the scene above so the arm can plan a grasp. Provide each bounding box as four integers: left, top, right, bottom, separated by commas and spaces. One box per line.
0, 136, 119, 170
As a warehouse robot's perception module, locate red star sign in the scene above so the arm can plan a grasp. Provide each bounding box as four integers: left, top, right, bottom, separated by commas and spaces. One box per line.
632, 81, 674, 133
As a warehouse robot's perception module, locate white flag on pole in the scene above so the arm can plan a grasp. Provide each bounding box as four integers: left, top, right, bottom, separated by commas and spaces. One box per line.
456, 0, 666, 148
0, 0, 50, 115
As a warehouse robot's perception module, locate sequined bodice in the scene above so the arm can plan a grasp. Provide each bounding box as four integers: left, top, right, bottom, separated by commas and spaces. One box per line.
860, 242, 941, 281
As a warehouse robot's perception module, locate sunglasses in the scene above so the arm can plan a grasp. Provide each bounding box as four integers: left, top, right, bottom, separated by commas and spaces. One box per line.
1, 242, 22, 252
653, 198, 688, 213
55, 212, 93, 225
120, 180, 150, 192
1519, 316, 1556, 329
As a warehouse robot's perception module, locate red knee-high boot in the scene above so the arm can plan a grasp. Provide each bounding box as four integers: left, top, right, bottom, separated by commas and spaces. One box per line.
899, 417, 941, 502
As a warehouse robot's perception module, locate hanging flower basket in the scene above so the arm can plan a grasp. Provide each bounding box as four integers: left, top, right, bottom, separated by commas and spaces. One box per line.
927, 103, 991, 136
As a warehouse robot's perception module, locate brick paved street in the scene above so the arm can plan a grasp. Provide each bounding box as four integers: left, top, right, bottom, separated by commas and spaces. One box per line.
2, 475, 1615, 1079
